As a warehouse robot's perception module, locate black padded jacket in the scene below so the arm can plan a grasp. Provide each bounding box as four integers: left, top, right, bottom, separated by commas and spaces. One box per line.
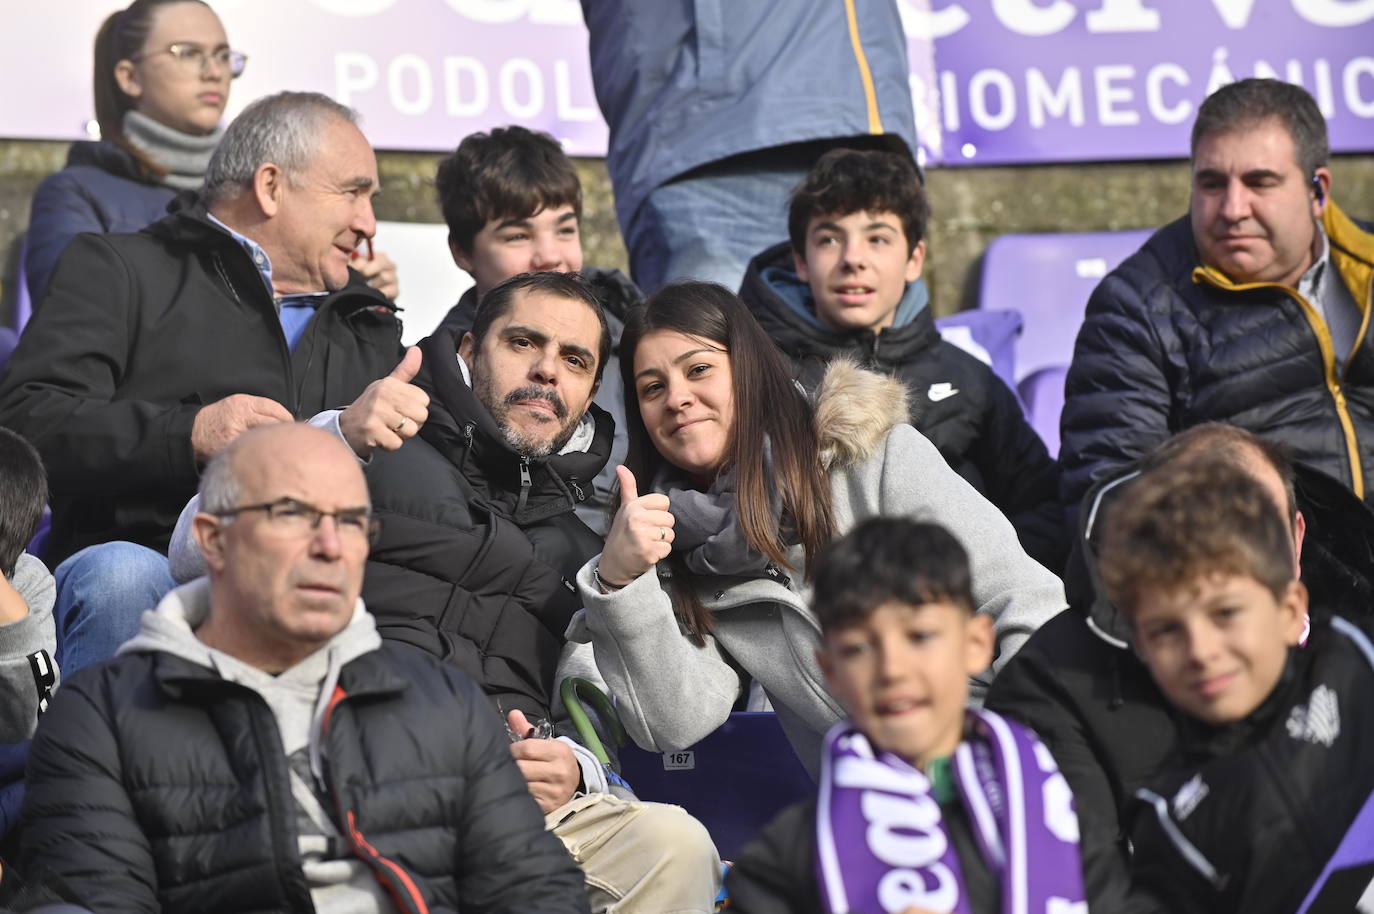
0, 193, 404, 565
740, 241, 1065, 571
1060, 203, 1374, 520
18, 642, 588, 914
1129, 616, 1374, 914
987, 459, 1374, 914
361, 329, 612, 722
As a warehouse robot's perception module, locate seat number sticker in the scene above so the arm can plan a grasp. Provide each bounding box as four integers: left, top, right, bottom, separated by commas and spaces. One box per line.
662, 751, 695, 770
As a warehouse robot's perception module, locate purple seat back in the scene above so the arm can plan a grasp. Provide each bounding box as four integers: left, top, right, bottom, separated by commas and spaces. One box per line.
0, 327, 16, 369
14, 234, 33, 332
1018, 365, 1069, 458
616, 711, 813, 859
980, 229, 1153, 384
934, 308, 1023, 396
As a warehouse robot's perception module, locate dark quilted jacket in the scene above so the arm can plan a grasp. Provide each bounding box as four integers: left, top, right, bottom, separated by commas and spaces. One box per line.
362, 329, 611, 722
19, 643, 588, 914
1060, 204, 1374, 516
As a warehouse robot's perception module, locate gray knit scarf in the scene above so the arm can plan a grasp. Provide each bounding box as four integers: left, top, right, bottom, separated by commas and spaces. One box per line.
653, 445, 796, 580
123, 109, 223, 189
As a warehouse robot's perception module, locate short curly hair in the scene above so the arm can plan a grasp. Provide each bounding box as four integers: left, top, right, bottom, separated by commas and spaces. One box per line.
788, 148, 928, 256
1099, 458, 1295, 615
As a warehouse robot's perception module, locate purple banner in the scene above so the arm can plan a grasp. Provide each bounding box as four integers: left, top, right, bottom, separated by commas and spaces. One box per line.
902, 0, 1374, 165
1, 0, 1370, 166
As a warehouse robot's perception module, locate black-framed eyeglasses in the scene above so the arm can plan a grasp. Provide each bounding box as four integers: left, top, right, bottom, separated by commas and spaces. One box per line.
215, 497, 378, 543
131, 43, 248, 78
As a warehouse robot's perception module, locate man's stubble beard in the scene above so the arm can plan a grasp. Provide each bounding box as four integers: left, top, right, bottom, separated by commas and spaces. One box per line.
472, 365, 583, 459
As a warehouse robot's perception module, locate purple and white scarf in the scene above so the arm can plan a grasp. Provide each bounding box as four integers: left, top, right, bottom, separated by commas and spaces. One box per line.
815, 710, 1087, 914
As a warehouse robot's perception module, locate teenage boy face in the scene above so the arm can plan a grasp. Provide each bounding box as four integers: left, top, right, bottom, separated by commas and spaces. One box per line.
450, 204, 583, 296
1131, 573, 1307, 726
818, 601, 993, 768
794, 210, 925, 335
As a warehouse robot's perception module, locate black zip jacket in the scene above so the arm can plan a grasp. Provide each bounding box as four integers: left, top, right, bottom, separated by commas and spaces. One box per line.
18, 643, 588, 913
740, 241, 1065, 571
361, 329, 612, 722
0, 194, 404, 565
1129, 616, 1374, 914
986, 459, 1374, 914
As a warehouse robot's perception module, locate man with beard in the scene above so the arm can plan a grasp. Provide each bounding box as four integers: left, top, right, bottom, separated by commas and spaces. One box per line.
360, 271, 722, 913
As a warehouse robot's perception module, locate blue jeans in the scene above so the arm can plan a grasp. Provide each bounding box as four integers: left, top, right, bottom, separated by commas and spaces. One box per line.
53, 542, 175, 675
625, 161, 813, 295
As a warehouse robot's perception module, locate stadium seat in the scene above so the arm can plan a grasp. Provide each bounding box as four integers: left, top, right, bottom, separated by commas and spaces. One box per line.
979, 229, 1152, 384
13, 234, 33, 332
934, 308, 1023, 396
978, 229, 1153, 452
0, 327, 17, 369
1018, 364, 1068, 458
615, 711, 813, 860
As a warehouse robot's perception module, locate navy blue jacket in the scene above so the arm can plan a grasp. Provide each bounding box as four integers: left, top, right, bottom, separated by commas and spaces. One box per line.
24, 141, 177, 305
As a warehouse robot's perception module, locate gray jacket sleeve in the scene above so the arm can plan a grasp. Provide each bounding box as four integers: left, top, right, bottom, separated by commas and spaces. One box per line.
573, 565, 741, 753
0, 553, 61, 740
846, 424, 1067, 691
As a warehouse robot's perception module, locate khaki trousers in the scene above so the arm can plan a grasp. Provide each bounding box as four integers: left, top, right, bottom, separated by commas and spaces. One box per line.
548, 793, 721, 913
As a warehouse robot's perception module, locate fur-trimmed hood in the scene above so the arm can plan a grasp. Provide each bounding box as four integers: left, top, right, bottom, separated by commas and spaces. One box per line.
814, 358, 911, 470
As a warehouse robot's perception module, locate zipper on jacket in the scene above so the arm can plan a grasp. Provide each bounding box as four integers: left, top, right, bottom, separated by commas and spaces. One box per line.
1194, 266, 1365, 499
462, 422, 475, 449
568, 476, 585, 503
517, 456, 532, 514
765, 562, 792, 589
320, 688, 432, 914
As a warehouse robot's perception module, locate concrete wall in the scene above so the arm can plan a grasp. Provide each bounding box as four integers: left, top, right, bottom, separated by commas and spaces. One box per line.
2, 137, 1370, 325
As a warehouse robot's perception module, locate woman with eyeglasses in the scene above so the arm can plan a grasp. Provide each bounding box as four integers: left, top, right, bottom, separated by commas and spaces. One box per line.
23, 0, 241, 305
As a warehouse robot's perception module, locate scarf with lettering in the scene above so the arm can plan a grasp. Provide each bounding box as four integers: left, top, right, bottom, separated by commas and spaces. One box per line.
815, 711, 1086, 914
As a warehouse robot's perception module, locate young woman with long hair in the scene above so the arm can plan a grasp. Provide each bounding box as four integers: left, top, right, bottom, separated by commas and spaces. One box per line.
576, 281, 1066, 771
24, 0, 242, 304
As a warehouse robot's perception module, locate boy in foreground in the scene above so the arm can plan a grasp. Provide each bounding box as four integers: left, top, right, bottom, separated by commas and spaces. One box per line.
726, 517, 1086, 913
738, 149, 1063, 570
1100, 459, 1374, 913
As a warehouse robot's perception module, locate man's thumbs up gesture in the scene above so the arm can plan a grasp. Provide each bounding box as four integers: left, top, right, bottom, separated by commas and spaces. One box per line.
339, 346, 431, 458
596, 465, 675, 588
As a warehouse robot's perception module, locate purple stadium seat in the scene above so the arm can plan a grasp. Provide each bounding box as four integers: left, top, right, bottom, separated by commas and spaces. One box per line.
616, 711, 813, 860
14, 234, 33, 332
979, 229, 1153, 385
976, 229, 1153, 446
934, 307, 1023, 396
1018, 365, 1069, 458
0, 327, 16, 368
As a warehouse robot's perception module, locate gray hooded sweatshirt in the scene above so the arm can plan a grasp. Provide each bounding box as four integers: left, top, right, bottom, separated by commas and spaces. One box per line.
0, 552, 59, 741
119, 580, 397, 914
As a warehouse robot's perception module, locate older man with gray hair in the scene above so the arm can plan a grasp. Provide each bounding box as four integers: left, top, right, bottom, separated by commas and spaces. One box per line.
0, 91, 427, 676
19, 423, 589, 913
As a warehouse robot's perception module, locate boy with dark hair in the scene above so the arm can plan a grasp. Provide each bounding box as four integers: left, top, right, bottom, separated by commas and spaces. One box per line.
0, 429, 59, 742
1099, 459, 1374, 913
739, 148, 1064, 571
432, 126, 641, 529
726, 516, 1085, 914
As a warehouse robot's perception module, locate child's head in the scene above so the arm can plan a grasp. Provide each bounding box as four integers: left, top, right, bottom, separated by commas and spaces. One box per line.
787, 148, 928, 335
1099, 457, 1307, 727
813, 517, 993, 767
435, 126, 583, 296
0, 429, 47, 578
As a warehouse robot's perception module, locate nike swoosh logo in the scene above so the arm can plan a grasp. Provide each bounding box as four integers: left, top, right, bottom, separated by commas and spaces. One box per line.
928, 383, 960, 402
